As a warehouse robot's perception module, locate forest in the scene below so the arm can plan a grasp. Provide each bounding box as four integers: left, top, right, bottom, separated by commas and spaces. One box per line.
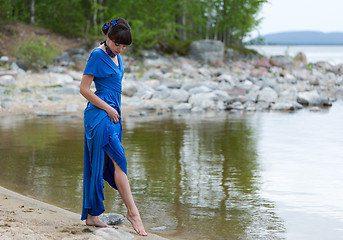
0, 0, 266, 51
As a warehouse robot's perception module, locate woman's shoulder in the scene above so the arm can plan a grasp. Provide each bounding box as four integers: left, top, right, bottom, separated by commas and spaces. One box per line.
90, 47, 105, 56
87, 48, 107, 64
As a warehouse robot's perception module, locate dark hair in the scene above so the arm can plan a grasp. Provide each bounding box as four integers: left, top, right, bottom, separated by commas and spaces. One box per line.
102, 17, 132, 45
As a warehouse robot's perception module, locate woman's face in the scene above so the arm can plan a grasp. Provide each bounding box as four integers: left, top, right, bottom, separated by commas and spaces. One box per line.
107, 36, 127, 56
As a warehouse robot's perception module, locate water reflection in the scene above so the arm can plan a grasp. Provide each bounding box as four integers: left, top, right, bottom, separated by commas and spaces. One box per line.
0, 114, 285, 239
0, 116, 84, 212
107, 114, 285, 239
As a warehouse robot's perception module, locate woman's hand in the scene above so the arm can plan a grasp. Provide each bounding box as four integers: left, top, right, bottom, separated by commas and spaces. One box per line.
106, 107, 119, 123
80, 75, 120, 124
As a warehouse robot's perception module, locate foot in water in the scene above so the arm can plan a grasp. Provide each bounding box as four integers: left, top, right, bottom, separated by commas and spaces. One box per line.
127, 211, 147, 236
86, 215, 108, 228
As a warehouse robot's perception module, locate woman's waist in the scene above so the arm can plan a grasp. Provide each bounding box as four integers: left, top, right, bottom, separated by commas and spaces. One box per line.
95, 88, 121, 95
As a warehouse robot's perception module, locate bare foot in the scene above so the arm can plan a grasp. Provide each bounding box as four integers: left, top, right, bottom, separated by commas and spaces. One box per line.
86, 215, 108, 228
126, 211, 147, 236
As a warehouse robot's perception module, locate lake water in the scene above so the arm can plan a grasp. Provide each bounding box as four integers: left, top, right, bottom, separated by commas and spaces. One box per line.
247, 45, 343, 65
1, 103, 343, 240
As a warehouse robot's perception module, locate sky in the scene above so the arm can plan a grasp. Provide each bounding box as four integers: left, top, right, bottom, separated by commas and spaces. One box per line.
250, 0, 343, 38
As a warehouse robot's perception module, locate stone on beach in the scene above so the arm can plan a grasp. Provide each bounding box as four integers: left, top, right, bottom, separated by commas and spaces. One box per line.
0, 75, 16, 86
189, 40, 224, 64
1, 41, 342, 116
93, 228, 134, 240
297, 90, 332, 106
99, 213, 126, 226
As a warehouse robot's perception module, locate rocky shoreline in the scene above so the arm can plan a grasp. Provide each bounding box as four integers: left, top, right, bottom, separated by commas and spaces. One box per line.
1, 41, 343, 118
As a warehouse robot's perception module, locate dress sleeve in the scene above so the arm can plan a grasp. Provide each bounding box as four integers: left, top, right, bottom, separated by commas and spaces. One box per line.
83, 49, 116, 78
83, 49, 103, 77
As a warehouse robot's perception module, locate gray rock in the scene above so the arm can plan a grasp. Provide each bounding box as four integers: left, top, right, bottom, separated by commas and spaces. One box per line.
55, 85, 80, 95
244, 101, 257, 111
271, 102, 303, 111
167, 89, 190, 102
181, 63, 197, 76
48, 96, 64, 101
125, 96, 144, 106
134, 102, 157, 111
11, 62, 25, 74
21, 87, 32, 93
1, 101, 10, 109
294, 52, 307, 65
297, 90, 332, 106
54, 52, 70, 65
0, 75, 16, 86
335, 88, 343, 99
48, 73, 74, 85
293, 69, 310, 81
227, 101, 244, 110
134, 90, 154, 100
203, 81, 220, 90
153, 85, 171, 99
70, 48, 88, 56
189, 92, 218, 110
99, 213, 125, 226
213, 90, 230, 101
163, 78, 182, 89
257, 87, 278, 102
144, 79, 160, 89
188, 86, 212, 95
0, 56, 9, 62
218, 73, 235, 84
141, 49, 160, 59
34, 110, 50, 117
181, 82, 203, 91
198, 67, 211, 79
122, 81, 138, 97
255, 101, 271, 111
189, 40, 224, 64
93, 228, 134, 240
278, 89, 298, 102
67, 70, 83, 81
173, 103, 192, 111
55, 104, 80, 113
191, 106, 204, 113
270, 55, 294, 68
142, 69, 165, 81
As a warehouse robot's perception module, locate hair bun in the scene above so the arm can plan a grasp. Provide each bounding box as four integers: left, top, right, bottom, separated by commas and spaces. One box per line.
102, 22, 110, 34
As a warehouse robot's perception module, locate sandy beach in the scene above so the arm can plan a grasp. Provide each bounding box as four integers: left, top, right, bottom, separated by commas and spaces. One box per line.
0, 186, 168, 240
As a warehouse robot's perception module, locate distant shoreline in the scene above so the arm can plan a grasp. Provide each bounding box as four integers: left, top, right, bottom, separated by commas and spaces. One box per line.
249, 31, 343, 45
248, 43, 343, 46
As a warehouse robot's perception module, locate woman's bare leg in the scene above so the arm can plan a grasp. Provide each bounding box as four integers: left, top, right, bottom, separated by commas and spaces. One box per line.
110, 157, 147, 236
86, 215, 108, 227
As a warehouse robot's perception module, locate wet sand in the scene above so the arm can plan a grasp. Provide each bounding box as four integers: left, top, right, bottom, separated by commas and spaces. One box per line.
0, 185, 167, 240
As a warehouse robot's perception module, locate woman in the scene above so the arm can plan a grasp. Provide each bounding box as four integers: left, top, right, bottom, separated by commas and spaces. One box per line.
79, 17, 147, 236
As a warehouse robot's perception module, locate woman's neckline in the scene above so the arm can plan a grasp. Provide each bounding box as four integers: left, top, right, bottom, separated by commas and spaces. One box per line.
97, 47, 120, 67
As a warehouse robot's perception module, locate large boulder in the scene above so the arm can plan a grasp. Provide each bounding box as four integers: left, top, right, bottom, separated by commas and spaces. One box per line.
122, 80, 138, 97
167, 89, 190, 102
257, 87, 278, 103
297, 90, 332, 106
189, 40, 224, 64
189, 92, 218, 110
0, 75, 16, 86
294, 52, 307, 65
269, 55, 294, 69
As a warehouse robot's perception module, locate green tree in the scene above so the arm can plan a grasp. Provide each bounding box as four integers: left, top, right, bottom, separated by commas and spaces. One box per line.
0, 0, 267, 50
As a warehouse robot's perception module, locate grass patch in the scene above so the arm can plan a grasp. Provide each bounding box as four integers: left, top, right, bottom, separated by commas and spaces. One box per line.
13, 36, 60, 70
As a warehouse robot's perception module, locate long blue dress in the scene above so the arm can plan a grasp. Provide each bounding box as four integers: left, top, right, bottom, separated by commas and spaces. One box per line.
81, 48, 127, 220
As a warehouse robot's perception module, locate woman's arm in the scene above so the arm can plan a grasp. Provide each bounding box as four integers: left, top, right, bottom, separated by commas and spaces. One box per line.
80, 74, 119, 123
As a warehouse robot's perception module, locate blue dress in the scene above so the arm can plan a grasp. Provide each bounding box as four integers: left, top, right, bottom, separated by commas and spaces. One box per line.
81, 48, 127, 220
